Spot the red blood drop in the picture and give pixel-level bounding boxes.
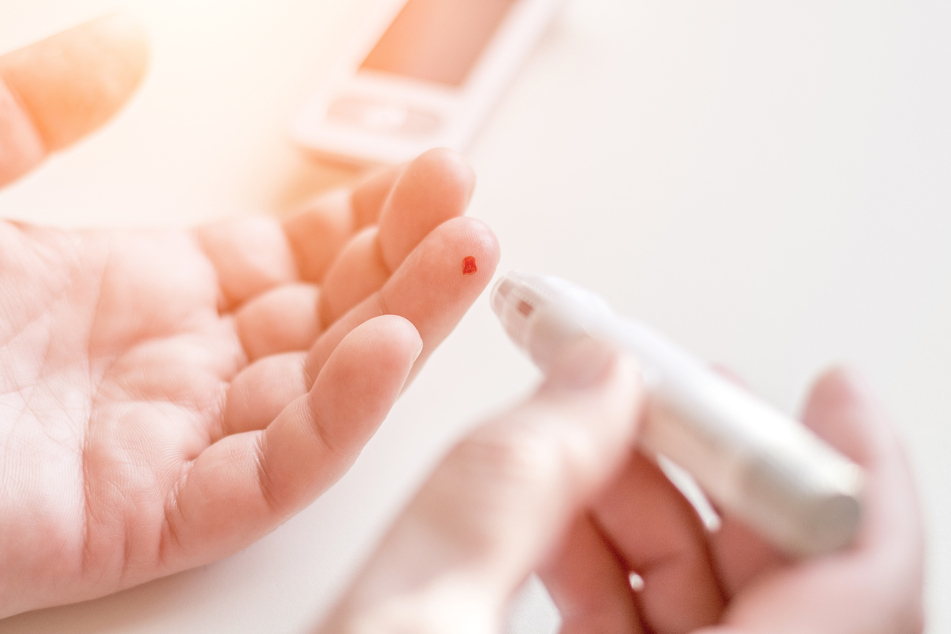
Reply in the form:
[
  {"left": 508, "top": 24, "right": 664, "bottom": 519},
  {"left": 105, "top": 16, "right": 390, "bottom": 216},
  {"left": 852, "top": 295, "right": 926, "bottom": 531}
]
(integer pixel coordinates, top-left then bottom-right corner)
[{"left": 462, "top": 256, "right": 477, "bottom": 275}]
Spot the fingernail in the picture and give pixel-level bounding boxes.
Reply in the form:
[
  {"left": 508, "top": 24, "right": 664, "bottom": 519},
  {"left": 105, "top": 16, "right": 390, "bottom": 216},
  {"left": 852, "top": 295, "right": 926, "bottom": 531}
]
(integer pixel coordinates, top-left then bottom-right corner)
[{"left": 542, "top": 336, "right": 617, "bottom": 391}]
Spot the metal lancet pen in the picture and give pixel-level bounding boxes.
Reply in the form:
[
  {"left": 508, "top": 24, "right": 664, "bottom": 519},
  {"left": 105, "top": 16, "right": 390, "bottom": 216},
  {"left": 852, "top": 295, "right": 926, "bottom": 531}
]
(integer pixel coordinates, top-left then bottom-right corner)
[{"left": 491, "top": 271, "right": 864, "bottom": 557}]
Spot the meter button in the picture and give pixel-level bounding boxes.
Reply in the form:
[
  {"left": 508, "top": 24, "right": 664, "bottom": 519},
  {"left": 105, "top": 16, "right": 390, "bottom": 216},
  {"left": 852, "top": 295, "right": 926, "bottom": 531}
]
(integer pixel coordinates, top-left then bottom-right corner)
[{"left": 328, "top": 97, "right": 440, "bottom": 136}]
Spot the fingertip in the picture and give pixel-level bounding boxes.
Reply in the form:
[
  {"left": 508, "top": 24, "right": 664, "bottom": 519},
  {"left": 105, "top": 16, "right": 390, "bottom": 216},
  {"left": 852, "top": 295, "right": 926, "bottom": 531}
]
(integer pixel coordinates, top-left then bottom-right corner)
[
  {"left": 94, "top": 11, "right": 151, "bottom": 62},
  {"left": 377, "top": 148, "right": 477, "bottom": 270},
  {"left": 83, "top": 11, "right": 152, "bottom": 129},
  {"left": 0, "top": 11, "right": 150, "bottom": 151},
  {"left": 305, "top": 315, "right": 421, "bottom": 458},
  {"left": 807, "top": 365, "right": 869, "bottom": 408},
  {"left": 384, "top": 216, "right": 499, "bottom": 340},
  {"left": 354, "top": 313, "right": 423, "bottom": 364},
  {"left": 389, "top": 215, "right": 500, "bottom": 294},
  {"left": 457, "top": 217, "right": 501, "bottom": 284},
  {"left": 415, "top": 147, "right": 476, "bottom": 196},
  {"left": 459, "top": 216, "right": 500, "bottom": 257},
  {"left": 442, "top": 216, "right": 501, "bottom": 288},
  {"left": 802, "top": 365, "right": 899, "bottom": 467},
  {"left": 318, "top": 314, "right": 422, "bottom": 394}
]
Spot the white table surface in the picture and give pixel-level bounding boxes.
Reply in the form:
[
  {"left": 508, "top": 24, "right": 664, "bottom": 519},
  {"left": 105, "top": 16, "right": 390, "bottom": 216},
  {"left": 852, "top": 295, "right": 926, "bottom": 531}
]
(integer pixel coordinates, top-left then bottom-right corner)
[{"left": 2, "top": 0, "right": 949, "bottom": 632}]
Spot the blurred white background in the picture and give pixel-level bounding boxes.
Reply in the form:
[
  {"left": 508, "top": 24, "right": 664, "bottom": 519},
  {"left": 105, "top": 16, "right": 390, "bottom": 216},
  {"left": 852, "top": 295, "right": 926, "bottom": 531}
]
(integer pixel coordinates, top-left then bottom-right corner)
[{"left": 1, "top": 0, "right": 949, "bottom": 631}]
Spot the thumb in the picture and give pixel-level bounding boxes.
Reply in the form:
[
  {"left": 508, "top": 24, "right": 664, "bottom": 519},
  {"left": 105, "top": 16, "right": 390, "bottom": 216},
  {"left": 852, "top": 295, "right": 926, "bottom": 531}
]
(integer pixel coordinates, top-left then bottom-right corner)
[
  {"left": 0, "top": 12, "right": 149, "bottom": 186},
  {"left": 319, "top": 338, "right": 643, "bottom": 632}
]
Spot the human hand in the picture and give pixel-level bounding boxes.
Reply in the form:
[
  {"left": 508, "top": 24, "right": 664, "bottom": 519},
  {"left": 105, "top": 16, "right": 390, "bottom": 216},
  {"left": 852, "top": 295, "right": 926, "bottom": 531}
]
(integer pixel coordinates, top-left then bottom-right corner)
[
  {"left": 319, "top": 341, "right": 924, "bottom": 633},
  {"left": 0, "top": 15, "right": 499, "bottom": 618}
]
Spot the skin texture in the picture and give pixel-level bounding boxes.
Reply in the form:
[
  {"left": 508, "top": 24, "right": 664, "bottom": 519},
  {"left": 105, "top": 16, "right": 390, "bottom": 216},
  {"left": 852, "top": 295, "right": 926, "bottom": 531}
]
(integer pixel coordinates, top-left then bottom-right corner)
[
  {"left": 320, "top": 345, "right": 925, "bottom": 634},
  {"left": 0, "top": 16, "right": 499, "bottom": 617},
  {"left": 1, "top": 13, "right": 925, "bottom": 633}
]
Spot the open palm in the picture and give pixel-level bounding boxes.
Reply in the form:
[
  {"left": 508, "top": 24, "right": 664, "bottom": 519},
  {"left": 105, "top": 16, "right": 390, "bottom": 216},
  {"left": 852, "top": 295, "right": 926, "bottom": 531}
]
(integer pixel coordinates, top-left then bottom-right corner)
[{"left": 0, "top": 17, "right": 498, "bottom": 618}]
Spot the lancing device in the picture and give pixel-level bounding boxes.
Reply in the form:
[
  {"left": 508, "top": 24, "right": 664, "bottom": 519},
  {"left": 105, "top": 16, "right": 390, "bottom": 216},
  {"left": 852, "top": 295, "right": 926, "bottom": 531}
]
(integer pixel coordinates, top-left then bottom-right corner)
[{"left": 491, "top": 271, "right": 864, "bottom": 557}]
